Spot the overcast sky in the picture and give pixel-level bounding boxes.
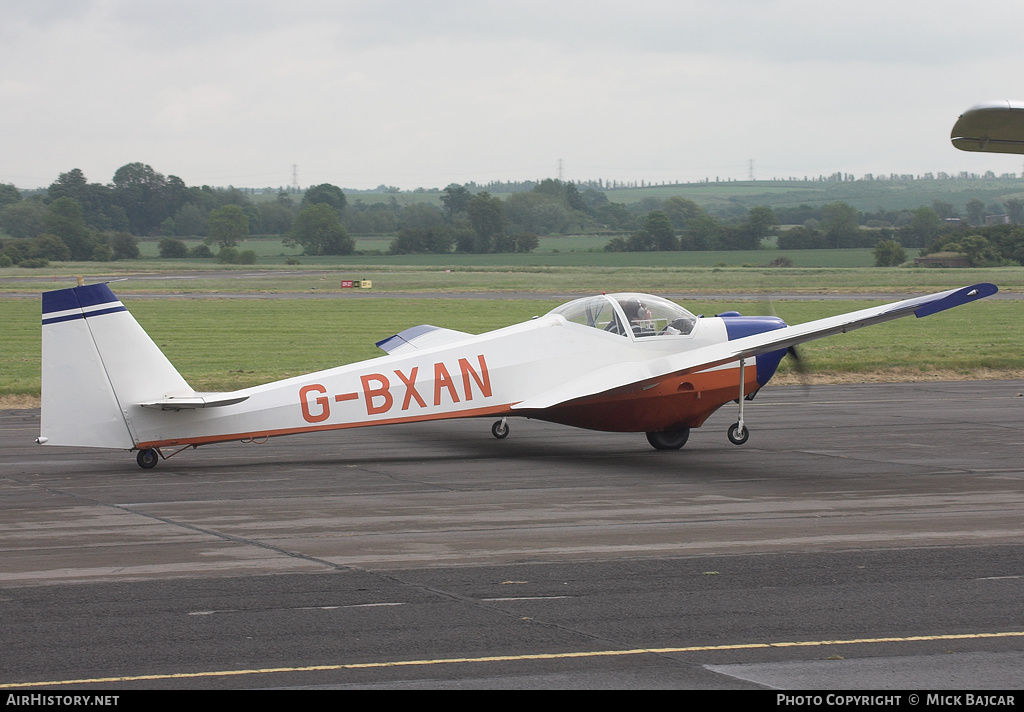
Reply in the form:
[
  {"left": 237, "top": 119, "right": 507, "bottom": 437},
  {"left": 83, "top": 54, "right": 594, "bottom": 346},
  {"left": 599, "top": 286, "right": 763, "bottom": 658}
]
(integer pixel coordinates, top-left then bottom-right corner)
[{"left": 4, "top": 0, "right": 1024, "bottom": 191}]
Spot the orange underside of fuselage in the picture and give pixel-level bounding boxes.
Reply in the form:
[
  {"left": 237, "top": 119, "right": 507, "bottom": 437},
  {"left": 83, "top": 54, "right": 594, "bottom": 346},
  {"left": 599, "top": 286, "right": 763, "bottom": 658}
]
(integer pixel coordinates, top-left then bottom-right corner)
[{"left": 524, "top": 364, "right": 758, "bottom": 433}]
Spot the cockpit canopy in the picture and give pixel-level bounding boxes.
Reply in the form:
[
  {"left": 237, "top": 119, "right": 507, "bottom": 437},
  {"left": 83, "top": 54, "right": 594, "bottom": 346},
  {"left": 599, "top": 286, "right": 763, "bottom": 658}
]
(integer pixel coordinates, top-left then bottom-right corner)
[{"left": 548, "top": 293, "right": 697, "bottom": 338}]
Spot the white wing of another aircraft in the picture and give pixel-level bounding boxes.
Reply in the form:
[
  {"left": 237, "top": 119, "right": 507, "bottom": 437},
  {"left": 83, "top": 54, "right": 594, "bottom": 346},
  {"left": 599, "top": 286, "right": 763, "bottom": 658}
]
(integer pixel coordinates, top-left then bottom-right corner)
[{"left": 951, "top": 100, "right": 1024, "bottom": 154}]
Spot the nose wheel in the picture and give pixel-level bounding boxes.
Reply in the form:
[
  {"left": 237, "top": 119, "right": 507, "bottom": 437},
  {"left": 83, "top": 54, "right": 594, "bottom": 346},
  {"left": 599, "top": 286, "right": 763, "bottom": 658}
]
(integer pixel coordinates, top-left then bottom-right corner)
[
  {"left": 729, "top": 356, "right": 751, "bottom": 446},
  {"left": 727, "top": 422, "right": 749, "bottom": 445},
  {"left": 491, "top": 418, "right": 509, "bottom": 439}
]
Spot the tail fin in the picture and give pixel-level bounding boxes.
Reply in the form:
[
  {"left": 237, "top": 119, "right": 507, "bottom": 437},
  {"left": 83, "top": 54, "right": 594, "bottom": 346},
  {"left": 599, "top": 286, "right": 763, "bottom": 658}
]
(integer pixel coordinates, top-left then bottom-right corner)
[{"left": 40, "top": 284, "right": 193, "bottom": 449}]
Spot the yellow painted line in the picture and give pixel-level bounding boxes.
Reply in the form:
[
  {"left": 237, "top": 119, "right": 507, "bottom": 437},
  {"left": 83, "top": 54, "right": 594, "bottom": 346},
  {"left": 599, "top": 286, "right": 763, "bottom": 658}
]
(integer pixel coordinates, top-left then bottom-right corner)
[{"left": 2, "top": 631, "right": 1022, "bottom": 689}]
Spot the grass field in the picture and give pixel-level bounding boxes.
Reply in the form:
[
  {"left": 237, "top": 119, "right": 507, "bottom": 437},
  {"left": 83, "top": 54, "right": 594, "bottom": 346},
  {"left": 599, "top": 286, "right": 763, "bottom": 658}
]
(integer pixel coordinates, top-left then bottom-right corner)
[
  {"left": 3, "top": 260, "right": 1023, "bottom": 297},
  {"left": 2, "top": 293, "right": 1021, "bottom": 405},
  {"left": 133, "top": 235, "right": 884, "bottom": 265}
]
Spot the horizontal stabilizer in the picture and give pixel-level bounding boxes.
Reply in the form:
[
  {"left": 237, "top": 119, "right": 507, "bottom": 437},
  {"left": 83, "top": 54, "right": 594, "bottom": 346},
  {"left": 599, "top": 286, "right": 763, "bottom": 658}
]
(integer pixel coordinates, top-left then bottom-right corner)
[
  {"left": 139, "top": 393, "right": 250, "bottom": 411},
  {"left": 376, "top": 324, "right": 473, "bottom": 355}
]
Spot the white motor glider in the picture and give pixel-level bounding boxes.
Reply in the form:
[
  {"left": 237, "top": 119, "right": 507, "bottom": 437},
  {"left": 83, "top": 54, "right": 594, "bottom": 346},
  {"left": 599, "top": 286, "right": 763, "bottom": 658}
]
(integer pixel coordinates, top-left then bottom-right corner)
[{"left": 38, "top": 282, "right": 997, "bottom": 468}]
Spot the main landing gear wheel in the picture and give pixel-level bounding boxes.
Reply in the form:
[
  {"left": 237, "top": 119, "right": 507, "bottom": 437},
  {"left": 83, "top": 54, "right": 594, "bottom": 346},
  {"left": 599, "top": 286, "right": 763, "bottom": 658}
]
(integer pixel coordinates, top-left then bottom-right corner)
[
  {"left": 727, "top": 423, "right": 749, "bottom": 445},
  {"left": 136, "top": 448, "right": 159, "bottom": 469},
  {"left": 491, "top": 418, "right": 509, "bottom": 439},
  {"left": 645, "top": 428, "right": 690, "bottom": 450}
]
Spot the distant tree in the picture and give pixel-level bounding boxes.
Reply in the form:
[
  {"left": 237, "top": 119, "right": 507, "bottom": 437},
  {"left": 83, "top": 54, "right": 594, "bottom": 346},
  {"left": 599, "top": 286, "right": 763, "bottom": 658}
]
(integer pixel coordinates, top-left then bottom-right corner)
[
  {"left": 966, "top": 198, "right": 985, "bottom": 226},
  {"left": 110, "top": 232, "right": 140, "bottom": 260},
  {"left": 530, "top": 179, "right": 587, "bottom": 214},
  {"left": 0, "top": 183, "right": 21, "bottom": 210},
  {"left": 642, "top": 211, "right": 678, "bottom": 251},
  {"left": 898, "top": 206, "right": 942, "bottom": 247},
  {"left": 257, "top": 200, "right": 295, "bottom": 235},
  {"left": 0, "top": 199, "right": 47, "bottom": 238},
  {"left": 111, "top": 162, "right": 169, "bottom": 234},
  {"left": 564, "top": 183, "right": 587, "bottom": 212},
  {"left": 582, "top": 188, "right": 608, "bottom": 212},
  {"left": 48, "top": 169, "right": 128, "bottom": 233},
  {"left": 931, "top": 200, "right": 957, "bottom": 220},
  {"left": 513, "top": 231, "right": 539, "bottom": 252},
  {"left": 493, "top": 231, "right": 539, "bottom": 253},
  {"left": 91, "top": 234, "right": 113, "bottom": 262},
  {"left": 1, "top": 240, "right": 26, "bottom": 264},
  {"left": 47, "top": 169, "right": 88, "bottom": 203},
  {"left": 746, "top": 206, "right": 779, "bottom": 241},
  {"left": 207, "top": 204, "right": 249, "bottom": 247},
  {"left": 28, "top": 234, "right": 71, "bottom": 261},
  {"left": 441, "top": 184, "right": 472, "bottom": 221},
  {"left": 45, "top": 197, "right": 94, "bottom": 260},
  {"left": 595, "top": 202, "right": 638, "bottom": 231},
  {"left": 662, "top": 196, "right": 701, "bottom": 229},
  {"left": 301, "top": 183, "right": 346, "bottom": 214},
  {"left": 604, "top": 236, "right": 628, "bottom": 252},
  {"left": 399, "top": 202, "right": 445, "bottom": 231},
  {"left": 165, "top": 175, "right": 190, "bottom": 219},
  {"left": 158, "top": 237, "right": 189, "bottom": 258},
  {"left": 287, "top": 203, "right": 353, "bottom": 255},
  {"left": 958, "top": 234, "right": 1000, "bottom": 266},
  {"left": 217, "top": 247, "right": 257, "bottom": 264},
  {"left": 504, "top": 192, "right": 572, "bottom": 235},
  {"left": 1004, "top": 198, "right": 1024, "bottom": 225},
  {"left": 819, "top": 202, "right": 860, "bottom": 248},
  {"left": 173, "top": 203, "right": 207, "bottom": 236},
  {"left": 341, "top": 199, "right": 402, "bottom": 234},
  {"left": 681, "top": 213, "right": 723, "bottom": 250},
  {"left": 777, "top": 226, "right": 826, "bottom": 250},
  {"left": 624, "top": 230, "right": 655, "bottom": 252},
  {"left": 389, "top": 226, "right": 454, "bottom": 254},
  {"left": 775, "top": 204, "right": 821, "bottom": 225},
  {"left": 465, "top": 192, "right": 506, "bottom": 253},
  {"left": 873, "top": 239, "right": 906, "bottom": 266}
]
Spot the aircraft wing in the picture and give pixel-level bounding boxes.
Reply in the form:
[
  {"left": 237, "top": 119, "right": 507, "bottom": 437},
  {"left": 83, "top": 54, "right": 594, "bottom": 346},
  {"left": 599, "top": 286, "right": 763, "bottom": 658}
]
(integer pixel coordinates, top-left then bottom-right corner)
[
  {"left": 376, "top": 324, "right": 475, "bottom": 355},
  {"left": 512, "top": 283, "right": 998, "bottom": 411},
  {"left": 951, "top": 100, "right": 1024, "bottom": 154}
]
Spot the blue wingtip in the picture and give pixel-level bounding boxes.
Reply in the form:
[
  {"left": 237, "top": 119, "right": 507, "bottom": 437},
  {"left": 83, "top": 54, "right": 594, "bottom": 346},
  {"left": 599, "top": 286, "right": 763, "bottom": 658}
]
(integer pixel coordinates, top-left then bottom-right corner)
[{"left": 914, "top": 283, "right": 998, "bottom": 318}]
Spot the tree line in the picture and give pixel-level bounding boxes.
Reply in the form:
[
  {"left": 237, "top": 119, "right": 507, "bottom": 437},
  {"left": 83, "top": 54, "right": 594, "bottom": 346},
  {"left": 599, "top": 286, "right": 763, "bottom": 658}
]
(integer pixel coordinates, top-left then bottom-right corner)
[
  {"left": 602, "top": 197, "right": 1024, "bottom": 267},
  {"left": 3, "top": 164, "right": 1024, "bottom": 266},
  {"left": 0, "top": 165, "right": 356, "bottom": 266}
]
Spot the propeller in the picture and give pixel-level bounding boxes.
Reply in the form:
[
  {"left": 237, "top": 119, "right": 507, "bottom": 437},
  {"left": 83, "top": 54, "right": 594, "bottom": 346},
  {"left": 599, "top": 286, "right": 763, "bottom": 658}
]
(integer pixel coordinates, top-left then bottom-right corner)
[
  {"left": 765, "top": 294, "right": 812, "bottom": 389},
  {"left": 787, "top": 345, "right": 807, "bottom": 373},
  {"left": 784, "top": 344, "right": 812, "bottom": 392}
]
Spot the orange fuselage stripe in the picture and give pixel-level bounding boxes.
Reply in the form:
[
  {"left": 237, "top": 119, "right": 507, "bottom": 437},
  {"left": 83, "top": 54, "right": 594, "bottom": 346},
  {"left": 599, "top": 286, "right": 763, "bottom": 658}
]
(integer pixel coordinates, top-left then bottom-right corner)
[{"left": 135, "top": 403, "right": 517, "bottom": 449}]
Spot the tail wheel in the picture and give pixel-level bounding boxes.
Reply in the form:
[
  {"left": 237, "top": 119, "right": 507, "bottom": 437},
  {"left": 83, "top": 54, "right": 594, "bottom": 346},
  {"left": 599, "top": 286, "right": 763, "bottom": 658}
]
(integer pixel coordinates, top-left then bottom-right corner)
[
  {"left": 646, "top": 428, "right": 690, "bottom": 450},
  {"left": 136, "top": 448, "right": 159, "bottom": 469}
]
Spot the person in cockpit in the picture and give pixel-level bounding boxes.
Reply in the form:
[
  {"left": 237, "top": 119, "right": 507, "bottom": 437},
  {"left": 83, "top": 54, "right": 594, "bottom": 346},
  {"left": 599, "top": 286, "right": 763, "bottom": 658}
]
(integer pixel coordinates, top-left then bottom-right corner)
[{"left": 618, "top": 297, "right": 654, "bottom": 335}]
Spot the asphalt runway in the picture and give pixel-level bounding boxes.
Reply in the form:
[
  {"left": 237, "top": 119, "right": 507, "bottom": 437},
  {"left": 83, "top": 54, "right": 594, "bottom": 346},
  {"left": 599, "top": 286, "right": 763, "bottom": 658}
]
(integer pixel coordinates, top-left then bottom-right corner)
[{"left": 1, "top": 381, "right": 1023, "bottom": 690}]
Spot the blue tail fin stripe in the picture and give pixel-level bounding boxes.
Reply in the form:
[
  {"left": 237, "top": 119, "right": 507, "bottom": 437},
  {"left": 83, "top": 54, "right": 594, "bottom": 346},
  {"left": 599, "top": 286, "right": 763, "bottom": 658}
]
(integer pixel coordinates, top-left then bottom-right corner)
[{"left": 42, "top": 284, "right": 126, "bottom": 324}]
